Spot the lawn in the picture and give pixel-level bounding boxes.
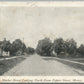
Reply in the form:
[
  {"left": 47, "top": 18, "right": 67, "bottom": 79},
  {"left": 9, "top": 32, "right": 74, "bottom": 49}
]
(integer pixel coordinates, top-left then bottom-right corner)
[
  {"left": 70, "top": 59, "right": 84, "bottom": 63},
  {"left": 56, "top": 58, "right": 84, "bottom": 73},
  {"left": 0, "top": 56, "right": 26, "bottom": 75}
]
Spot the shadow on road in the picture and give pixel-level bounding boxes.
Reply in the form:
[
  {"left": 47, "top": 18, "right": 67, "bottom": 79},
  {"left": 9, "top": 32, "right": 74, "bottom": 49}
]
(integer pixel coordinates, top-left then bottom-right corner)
[{"left": 0, "top": 57, "right": 26, "bottom": 75}]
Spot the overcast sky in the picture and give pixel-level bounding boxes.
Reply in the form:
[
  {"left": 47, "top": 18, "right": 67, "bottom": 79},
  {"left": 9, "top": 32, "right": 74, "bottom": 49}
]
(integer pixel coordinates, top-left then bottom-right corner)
[{"left": 0, "top": 7, "right": 84, "bottom": 48}]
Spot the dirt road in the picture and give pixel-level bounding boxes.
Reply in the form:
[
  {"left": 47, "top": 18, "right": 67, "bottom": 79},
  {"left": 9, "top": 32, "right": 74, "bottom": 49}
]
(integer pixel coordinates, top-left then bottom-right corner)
[{"left": 3, "top": 54, "right": 84, "bottom": 76}]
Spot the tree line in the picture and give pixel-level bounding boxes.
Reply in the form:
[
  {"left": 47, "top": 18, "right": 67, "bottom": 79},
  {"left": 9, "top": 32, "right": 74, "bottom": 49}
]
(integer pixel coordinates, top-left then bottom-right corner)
[
  {"left": 36, "top": 37, "right": 84, "bottom": 58},
  {"left": 0, "top": 38, "right": 35, "bottom": 56},
  {"left": 0, "top": 37, "right": 84, "bottom": 58}
]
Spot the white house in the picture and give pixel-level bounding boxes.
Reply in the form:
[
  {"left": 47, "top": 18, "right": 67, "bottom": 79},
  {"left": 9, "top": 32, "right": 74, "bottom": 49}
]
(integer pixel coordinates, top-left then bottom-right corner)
[
  {"left": 0, "top": 48, "right": 10, "bottom": 56},
  {"left": 2, "top": 51, "right": 10, "bottom": 56}
]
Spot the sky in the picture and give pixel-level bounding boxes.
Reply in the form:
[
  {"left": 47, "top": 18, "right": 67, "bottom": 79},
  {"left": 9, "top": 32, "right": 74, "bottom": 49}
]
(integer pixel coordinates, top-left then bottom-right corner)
[{"left": 0, "top": 6, "right": 84, "bottom": 48}]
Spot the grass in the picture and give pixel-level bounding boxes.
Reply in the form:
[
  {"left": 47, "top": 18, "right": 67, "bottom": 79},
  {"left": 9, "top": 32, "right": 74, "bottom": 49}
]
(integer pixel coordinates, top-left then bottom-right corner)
[
  {"left": 0, "top": 56, "right": 11, "bottom": 59},
  {"left": 68, "top": 57, "right": 84, "bottom": 63},
  {"left": 55, "top": 55, "right": 84, "bottom": 72},
  {"left": 42, "top": 56, "right": 84, "bottom": 72},
  {"left": 70, "top": 59, "right": 84, "bottom": 63},
  {"left": 55, "top": 54, "right": 84, "bottom": 63},
  {"left": 0, "top": 56, "right": 26, "bottom": 75},
  {"left": 56, "top": 58, "right": 84, "bottom": 72}
]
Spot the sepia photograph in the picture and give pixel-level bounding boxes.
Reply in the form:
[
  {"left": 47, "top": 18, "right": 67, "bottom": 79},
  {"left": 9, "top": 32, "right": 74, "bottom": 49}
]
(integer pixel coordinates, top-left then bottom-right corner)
[{"left": 0, "top": 1, "right": 84, "bottom": 78}]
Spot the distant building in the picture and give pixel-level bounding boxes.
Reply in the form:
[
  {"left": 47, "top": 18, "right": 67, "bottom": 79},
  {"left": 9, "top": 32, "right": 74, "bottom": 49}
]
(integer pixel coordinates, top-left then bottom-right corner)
[
  {"left": 51, "top": 50, "right": 57, "bottom": 56},
  {"left": 2, "top": 51, "right": 10, "bottom": 56},
  {"left": 0, "top": 48, "right": 10, "bottom": 56}
]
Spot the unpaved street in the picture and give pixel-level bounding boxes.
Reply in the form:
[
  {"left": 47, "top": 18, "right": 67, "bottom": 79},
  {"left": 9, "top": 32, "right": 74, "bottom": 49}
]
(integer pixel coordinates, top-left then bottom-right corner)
[{"left": 3, "top": 54, "right": 84, "bottom": 76}]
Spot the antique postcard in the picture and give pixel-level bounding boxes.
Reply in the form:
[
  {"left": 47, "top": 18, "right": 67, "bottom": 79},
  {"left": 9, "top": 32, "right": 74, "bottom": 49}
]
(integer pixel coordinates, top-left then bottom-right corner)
[{"left": 0, "top": 1, "right": 84, "bottom": 83}]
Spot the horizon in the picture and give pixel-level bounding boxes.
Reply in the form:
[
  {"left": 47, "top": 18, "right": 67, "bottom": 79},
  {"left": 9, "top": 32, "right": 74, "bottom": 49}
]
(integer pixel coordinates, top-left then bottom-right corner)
[{"left": 0, "top": 7, "right": 84, "bottom": 48}]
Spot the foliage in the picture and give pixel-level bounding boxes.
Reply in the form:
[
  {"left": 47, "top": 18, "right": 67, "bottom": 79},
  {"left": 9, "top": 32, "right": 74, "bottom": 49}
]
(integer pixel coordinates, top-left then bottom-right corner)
[
  {"left": 53, "top": 38, "right": 65, "bottom": 55},
  {"left": 77, "top": 44, "right": 84, "bottom": 56},
  {"left": 0, "top": 40, "right": 12, "bottom": 54},
  {"left": 64, "top": 39, "right": 77, "bottom": 55},
  {"left": 0, "top": 37, "right": 84, "bottom": 58},
  {"left": 36, "top": 38, "right": 53, "bottom": 56},
  {"left": 11, "top": 39, "right": 26, "bottom": 55},
  {"left": 3, "top": 41, "right": 12, "bottom": 52},
  {"left": 26, "top": 47, "right": 35, "bottom": 54},
  {"left": 0, "top": 39, "right": 26, "bottom": 56},
  {"left": 53, "top": 38, "right": 77, "bottom": 57}
]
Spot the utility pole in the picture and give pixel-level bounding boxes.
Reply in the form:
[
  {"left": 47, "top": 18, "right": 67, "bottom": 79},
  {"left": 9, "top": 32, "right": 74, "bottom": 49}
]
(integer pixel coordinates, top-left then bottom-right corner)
[
  {"left": 23, "top": 38, "right": 24, "bottom": 44},
  {"left": 22, "top": 37, "right": 24, "bottom": 54}
]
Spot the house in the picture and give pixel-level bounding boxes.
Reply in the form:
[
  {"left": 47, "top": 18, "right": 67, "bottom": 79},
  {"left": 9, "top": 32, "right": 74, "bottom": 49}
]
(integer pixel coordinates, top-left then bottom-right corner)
[
  {"left": 0, "top": 48, "right": 10, "bottom": 56},
  {"left": 2, "top": 51, "right": 10, "bottom": 56},
  {"left": 51, "top": 50, "right": 57, "bottom": 56}
]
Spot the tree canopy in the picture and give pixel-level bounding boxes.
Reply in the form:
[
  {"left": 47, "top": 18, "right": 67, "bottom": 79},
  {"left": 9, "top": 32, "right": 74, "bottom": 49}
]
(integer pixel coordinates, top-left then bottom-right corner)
[{"left": 36, "top": 38, "right": 53, "bottom": 56}]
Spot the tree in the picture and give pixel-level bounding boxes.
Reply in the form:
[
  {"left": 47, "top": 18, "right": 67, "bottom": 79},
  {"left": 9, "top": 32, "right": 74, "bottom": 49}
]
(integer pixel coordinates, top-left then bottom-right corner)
[
  {"left": 53, "top": 38, "right": 77, "bottom": 58},
  {"left": 77, "top": 44, "right": 84, "bottom": 56},
  {"left": 11, "top": 39, "right": 26, "bottom": 55},
  {"left": 26, "top": 47, "right": 35, "bottom": 54},
  {"left": 0, "top": 41, "right": 3, "bottom": 56},
  {"left": 22, "top": 43, "right": 26, "bottom": 53},
  {"left": 0, "top": 38, "right": 12, "bottom": 56},
  {"left": 3, "top": 41, "right": 11, "bottom": 52},
  {"left": 36, "top": 38, "right": 52, "bottom": 56},
  {"left": 12, "top": 39, "right": 22, "bottom": 51},
  {"left": 64, "top": 39, "right": 77, "bottom": 55},
  {"left": 53, "top": 38, "right": 65, "bottom": 55}
]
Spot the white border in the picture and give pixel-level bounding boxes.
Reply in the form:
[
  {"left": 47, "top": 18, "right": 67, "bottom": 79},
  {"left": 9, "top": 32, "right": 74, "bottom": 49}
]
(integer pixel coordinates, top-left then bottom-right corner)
[
  {"left": 0, "top": 1, "right": 84, "bottom": 83},
  {"left": 0, "top": 1, "right": 84, "bottom": 7},
  {"left": 0, "top": 76, "right": 84, "bottom": 83}
]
